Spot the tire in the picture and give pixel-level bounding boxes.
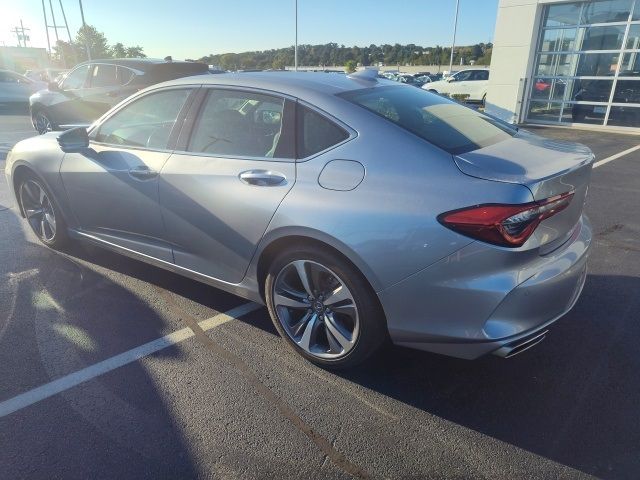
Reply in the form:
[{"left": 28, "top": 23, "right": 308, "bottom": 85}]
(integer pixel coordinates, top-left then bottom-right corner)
[
  {"left": 18, "top": 174, "right": 69, "bottom": 248},
  {"left": 265, "top": 245, "right": 387, "bottom": 369},
  {"left": 428, "top": 89, "right": 438, "bottom": 94},
  {"left": 32, "top": 109, "right": 55, "bottom": 135}
]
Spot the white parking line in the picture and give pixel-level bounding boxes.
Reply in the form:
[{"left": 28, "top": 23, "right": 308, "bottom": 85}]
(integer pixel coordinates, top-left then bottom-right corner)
[
  {"left": 0, "top": 302, "right": 261, "bottom": 418},
  {"left": 593, "top": 144, "right": 640, "bottom": 169}
]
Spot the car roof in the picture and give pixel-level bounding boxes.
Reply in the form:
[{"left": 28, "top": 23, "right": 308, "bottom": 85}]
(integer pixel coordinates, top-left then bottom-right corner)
[
  {"left": 75, "top": 58, "right": 196, "bottom": 70},
  {"left": 160, "top": 71, "right": 394, "bottom": 97}
]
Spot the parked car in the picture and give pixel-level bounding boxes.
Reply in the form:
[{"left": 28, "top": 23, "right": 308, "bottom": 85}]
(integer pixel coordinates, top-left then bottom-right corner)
[
  {"left": 24, "top": 68, "right": 68, "bottom": 83},
  {"left": 423, "top": 68, "right": 490, "bottom": 104},
  {"left": 5, "top": 71, "right": 593, "bottom": 368},
  {"left": 0, "top": 69, "right": 47, "bottom": 106},
  {"left": 29, "top": 58, "right": 209, "bottom": 134}
]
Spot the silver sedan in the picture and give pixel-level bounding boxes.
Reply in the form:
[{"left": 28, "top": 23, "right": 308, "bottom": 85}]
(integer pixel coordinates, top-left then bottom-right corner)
[{"left": 4, "top": 71, "right": 592, "bottom": 368}]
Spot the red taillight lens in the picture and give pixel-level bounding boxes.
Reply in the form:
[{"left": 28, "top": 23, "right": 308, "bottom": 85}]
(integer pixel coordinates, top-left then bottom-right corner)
[{"left": 438, "top": 191, "right": 575, "bottom": 247}]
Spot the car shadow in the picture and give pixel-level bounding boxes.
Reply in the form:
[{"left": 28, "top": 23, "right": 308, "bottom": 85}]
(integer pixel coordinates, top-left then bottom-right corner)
[
  {"left": 0, "top": 208, "right": 202, "bottom": 479},
  {"left": 334, "top": 273, "right": 640, "bottom": 479}
]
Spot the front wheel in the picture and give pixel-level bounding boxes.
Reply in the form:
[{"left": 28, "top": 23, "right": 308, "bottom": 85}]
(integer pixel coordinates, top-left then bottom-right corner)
[
  {"left": 33, "top": 110, "right": 54, "bottom": 135},
  {"left": 265, "top": 246, "right": 387, "bottom": 369},
  {"left": 18, "top": 175, "right": 68, "bottom": 248}
]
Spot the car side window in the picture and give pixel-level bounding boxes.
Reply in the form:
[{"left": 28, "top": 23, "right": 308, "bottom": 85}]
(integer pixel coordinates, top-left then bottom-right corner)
[
  {"left": 474, "top": 70, "right": 489, "bottom": 81},
  {"left": 455, "top": 71, "right": 474, "bottom": 82},
  {"left": 90, "top": 64, "right": 118, "bottom": 88},
  {"left": 297, "top": 105, "right": 349, "bottom": 158},
  {"left": 61, "top": 65, "right": 90, "bottom": 90},
  {"left": 94, "top": 88, "right": 192, "bottom": 150},
  {"left": 117, "top": 67, "right": 135, "bottom": 85},
  {"left": 188, "top": 89, "right": 292, "bottom": 158}
]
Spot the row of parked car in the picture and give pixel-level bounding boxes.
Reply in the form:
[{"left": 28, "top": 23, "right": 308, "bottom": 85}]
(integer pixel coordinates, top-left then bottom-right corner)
[{"left": 381, "top": 69, "right": 490, "bottom": 104}]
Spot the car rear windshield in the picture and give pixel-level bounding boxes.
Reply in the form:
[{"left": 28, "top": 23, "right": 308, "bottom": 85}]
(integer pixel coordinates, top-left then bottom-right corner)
[{"left": 339, "top": 85, "right": 516, "bottom": 155}]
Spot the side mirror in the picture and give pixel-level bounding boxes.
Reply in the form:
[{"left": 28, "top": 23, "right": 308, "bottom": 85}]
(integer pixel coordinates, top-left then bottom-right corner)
[
  {"left": 48, "top": 81, "right": 60, "bottom": 91},
  {"left": 57, "top": 127, "right": 89, "bottom": 153},
  {"left": 447, "top": 77, "right": 456, "bottom": 82}
]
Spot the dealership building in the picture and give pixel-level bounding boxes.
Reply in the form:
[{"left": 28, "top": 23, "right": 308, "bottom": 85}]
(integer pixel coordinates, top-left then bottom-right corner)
[{"left": 486, "top": 0, "right": 640, "bottom": 131}]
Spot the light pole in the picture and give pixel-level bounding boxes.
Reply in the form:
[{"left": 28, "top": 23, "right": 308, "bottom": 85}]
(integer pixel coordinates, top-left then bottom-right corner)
[
  {"left": 449, "top": 0, "right": 459, "bottom": 74},
  {"left": 78, "top": 0, "right": 91, "bottom": 60},
  {"left": 294, "top": 0, "right": 298, "bottom": 71}
]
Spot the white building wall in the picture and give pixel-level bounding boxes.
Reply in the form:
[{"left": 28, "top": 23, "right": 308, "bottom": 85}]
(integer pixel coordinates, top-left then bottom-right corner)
[{"left": 486, "top": 0, "right": 564, "bottom": 123}]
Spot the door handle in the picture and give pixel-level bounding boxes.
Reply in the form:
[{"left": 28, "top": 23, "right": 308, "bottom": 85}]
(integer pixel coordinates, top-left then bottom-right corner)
[
  {"left": 239, "top": 170, "right": 286, "bottom": 186},
  {"left": 128, "top": 166, "right": 158, "bottom": 180}
]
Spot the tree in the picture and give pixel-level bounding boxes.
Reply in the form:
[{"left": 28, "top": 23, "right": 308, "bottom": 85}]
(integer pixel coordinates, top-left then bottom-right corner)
[
  {"left": 76, "top": 25, "right": 111, "bottom": 60},
  {"left": 110, "top": 42, "right": 127, "bottom": 58},
  {"left": 125, "top": 46, "right": 146, "bottom": 58},
  {"left": 345, "top": 60, "right": 357, "bottom": 73},
  {"left": 51, "top": 40, "right": 77, "bottom": 67}
]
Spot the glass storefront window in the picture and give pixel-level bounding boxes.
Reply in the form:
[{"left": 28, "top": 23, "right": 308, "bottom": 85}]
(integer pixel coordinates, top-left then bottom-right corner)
[
  {"left": 581, "top": 0, "right": 633, "bottom": 24},
  {"left": 576, "top": 52, "right": 620, "bottom": 75},
  {"left": 561, "top": 103, "right": 607, "bottom": 124},
  {"left": 572, "top": 79, "right": 615, "bottom": 101},
  {"left": 613, "top": 80, "right": 640, "bottom": 102},
  {"left": 607, "top": 106, "right": 640, "bottom": 126},
  {"left": 578, "top": 25, "right": 627, "bottom": 50},
  {"left": 545, "top": 3, "right": 582, "bottom": 27},
  {"left": 530, "top": 1, "right": 640, "bottom": 128},
  {"left": 536, "top": 54, "right": 579, "bottom": 76},
  {"left": 532, "top": 78, "right": 571, "bottom": 101},
  {"left": 620, "top": 52, "right": 640, "bottom": 74},
  {"left": 541, "top": 28, "right": 577, "bottom": 51},
  {"left": 528, "top": 101, "right": 563, "bottom": 121},
  {"left": 626, "top": 25, "right": 640, "bottom": 49}
]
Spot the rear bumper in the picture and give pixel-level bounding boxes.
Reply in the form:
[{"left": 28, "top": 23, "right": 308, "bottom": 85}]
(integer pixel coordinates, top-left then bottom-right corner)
[{"left": 379, "top": 215, "right": 592, "bottom": 359}]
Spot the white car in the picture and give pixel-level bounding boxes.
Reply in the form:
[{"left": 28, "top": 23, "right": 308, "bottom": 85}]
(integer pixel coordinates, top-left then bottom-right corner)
[
  {"left": 0, "top": 70, "right": 47, "bottom": 105},
  {"left": 422, "top": 69, "right": 489, "bottom": 103}
]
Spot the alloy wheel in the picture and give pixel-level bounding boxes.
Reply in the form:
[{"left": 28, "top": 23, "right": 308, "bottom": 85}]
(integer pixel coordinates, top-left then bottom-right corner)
[
  {"left": 20, "top": 180, "right": 57, "bottom": 242},
  {"left": 273, "top": 260, "right": 360, "bottom": 359},
  {"left": 34, "top": 112, "right": 52, "bottom": 134}
]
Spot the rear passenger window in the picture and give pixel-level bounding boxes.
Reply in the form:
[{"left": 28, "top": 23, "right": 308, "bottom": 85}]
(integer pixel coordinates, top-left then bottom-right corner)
[
  {"left": 297, "top": 105, "right": 349, "bottom": 158},
  {"left": 188, "top": 90, "right": 293, "bottom": 158},
  {"left": 90, "top": 64, "right": 118, "bottom": 88}
]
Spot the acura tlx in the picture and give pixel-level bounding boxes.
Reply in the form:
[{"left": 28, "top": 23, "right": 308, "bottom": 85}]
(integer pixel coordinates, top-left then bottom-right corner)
[{"left": 4, "top": 70, "right": 592, "bottom": 368}]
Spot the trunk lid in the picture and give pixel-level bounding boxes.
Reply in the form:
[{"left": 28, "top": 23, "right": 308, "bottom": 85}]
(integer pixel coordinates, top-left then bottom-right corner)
[{"left": 454, "top": 131, "right": 594, "bottom": 249}]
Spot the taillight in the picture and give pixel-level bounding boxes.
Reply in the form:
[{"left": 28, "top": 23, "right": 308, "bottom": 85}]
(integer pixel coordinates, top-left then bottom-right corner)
[{"left": 438, "top": 191, "right": 575, "bottom": 247}]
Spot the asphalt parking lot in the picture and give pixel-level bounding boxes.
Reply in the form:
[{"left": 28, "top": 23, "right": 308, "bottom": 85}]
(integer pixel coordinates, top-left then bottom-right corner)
[{"left": 1, "top": 112, "right": 639, "bottom": 479}]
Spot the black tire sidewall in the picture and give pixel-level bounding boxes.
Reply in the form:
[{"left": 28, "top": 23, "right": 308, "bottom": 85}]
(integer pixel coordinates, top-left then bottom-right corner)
[{"left": 265, "top": 245, "right": 387, "bottom": 369}]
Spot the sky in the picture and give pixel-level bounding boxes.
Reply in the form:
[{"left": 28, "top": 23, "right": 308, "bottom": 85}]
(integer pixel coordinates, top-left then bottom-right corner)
[{"left": 1, "top": 0, "right": 499, "bottom": 60}]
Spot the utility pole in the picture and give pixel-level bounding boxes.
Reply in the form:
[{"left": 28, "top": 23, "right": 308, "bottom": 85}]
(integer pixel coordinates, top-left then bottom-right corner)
[
  {"left": 41, "top": 0, "right": 52, "bottom": 54},
  {"left": 11, "top": 21, "right": 30, "bottom": 47},
  {"left": 48, "top": 0, "right": 59, "bottom": 42},
  {"left": 449, "top": 0, "right": 459, "bottom": 74},
  {"left": 79, "top": 0, "right": 91, "bottom": 60},
  {"left": 294, "top": 0, "right": 298, "bottom": 71},
  {"left": 58, "top": 0, "right": 72, "bottom": 43}
]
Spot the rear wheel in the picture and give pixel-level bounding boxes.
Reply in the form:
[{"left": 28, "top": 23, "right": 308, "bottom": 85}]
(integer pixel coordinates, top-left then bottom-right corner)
[
  {"left": 18, "top": 175, "right": 68, "bottom": 248},
  {"left": 33, "top": 110, "right": 54, "bottom": 135},
  {"left": 265, "top": 246, "right": 387, "bottom": 369}
]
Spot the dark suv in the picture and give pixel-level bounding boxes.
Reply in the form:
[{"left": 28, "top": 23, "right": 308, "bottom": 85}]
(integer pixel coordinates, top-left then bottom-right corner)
[{"left": 29, "top": 58, "right": 209, "bottom": 134}]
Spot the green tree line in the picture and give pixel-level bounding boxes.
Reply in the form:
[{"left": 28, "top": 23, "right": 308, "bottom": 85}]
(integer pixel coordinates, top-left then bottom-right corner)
[
  {"left": 52, "top": 25, "right": 146, "bottom": 66},
  {"left": 196, "top": 42, "right": 492, "bottom": 70}
]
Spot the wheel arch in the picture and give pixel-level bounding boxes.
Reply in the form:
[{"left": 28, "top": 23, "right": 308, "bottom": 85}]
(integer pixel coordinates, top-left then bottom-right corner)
[{"left": 254, "top": 228, "right": 384, "bottom": 302}]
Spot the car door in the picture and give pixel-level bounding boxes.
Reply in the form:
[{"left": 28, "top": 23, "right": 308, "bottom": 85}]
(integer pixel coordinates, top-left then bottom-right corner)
[
  {"left": 59, "top": 87, "right": 195, "bottom": 261},
  {"left": 448, "top": 70, "right": 474, "bottom": 98},
  {"left": 158, "top": 87, "right": 297, "bottom": 283},
  {"left": 468, "top": 70, "right": 489, "bottom": 100},
  {"left": 48, "top": 64, "right": 92, "bottom": 124}
]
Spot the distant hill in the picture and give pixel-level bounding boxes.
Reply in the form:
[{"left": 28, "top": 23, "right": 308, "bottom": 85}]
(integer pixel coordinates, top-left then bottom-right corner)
[{"left": 194, "top": 42, "right": 492, "bottom": 70}]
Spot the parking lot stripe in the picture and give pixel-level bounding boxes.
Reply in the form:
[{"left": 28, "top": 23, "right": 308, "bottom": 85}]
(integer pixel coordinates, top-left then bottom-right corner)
[
  {"left": 593, "top": 144, "right": 640, "bottom": 169},
  {"left": 0, "top": 302, "right": 260, "bottom": 418}
]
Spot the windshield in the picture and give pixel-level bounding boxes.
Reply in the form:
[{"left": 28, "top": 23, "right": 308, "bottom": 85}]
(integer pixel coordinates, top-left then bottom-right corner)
[{"left": 339, "top": 85, "right": 516, "bottom": 155}]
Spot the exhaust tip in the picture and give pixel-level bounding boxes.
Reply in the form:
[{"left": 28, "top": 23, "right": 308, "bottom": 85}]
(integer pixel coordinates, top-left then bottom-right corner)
[{"left": 493, "top": 330, "right": 548, "bottom": 358}]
